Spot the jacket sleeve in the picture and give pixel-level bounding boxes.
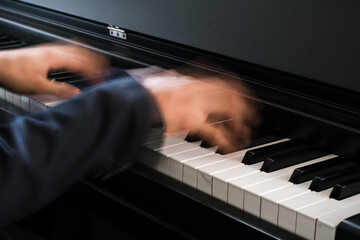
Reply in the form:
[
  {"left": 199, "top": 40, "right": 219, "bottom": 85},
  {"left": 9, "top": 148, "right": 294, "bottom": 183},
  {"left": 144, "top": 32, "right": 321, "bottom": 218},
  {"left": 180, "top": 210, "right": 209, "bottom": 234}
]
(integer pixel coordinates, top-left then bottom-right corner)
[{"left": 0, "top": 75, "right": 153, "bottom": 228}]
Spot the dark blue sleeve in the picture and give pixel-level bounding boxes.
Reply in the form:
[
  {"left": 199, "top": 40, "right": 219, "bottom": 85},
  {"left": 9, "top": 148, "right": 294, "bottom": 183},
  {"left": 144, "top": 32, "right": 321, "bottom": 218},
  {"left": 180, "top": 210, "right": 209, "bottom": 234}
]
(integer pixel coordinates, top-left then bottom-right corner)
[{"left": 0, "top": 75, "right": 152, "bottom": 229}]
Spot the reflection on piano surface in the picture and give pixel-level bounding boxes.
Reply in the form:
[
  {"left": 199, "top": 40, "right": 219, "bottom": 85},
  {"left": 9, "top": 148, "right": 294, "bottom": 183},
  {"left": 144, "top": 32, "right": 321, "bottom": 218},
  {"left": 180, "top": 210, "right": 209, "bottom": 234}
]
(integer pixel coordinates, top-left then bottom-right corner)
[{"left": 0, "top": 0, "right": 360, "bottom": 239}]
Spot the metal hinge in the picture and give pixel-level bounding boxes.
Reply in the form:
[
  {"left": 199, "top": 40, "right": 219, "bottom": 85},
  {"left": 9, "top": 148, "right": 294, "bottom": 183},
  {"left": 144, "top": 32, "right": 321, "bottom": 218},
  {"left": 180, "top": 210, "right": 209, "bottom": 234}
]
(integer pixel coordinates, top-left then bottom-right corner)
[{"left": 107, "top": 25, "right": 127, "bottom": 40}]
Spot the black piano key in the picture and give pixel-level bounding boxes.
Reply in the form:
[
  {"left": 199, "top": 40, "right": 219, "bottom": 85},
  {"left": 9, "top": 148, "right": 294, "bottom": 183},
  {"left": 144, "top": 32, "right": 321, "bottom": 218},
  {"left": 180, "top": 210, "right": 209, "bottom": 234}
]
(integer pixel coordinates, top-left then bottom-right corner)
[
  {"left": 214, "top": 127, "right": 282, "bottom": 154},
  {"left": 247, "top": 134, "right": 282, "bottom": 148},
  {"left": 0, "top": 42, "right": 27, "bottom": 50},
  {"left": 186, "top": 126, "right": 282, "bottom": 153},
  {"left": 261, "top": 147, "right": 327, "bottom": 172},
  {"left": 0, "top": 35, "right": 10, "bottom": 41},
  {"left": 215, "top": 134, "right": 282, "bottom": 155},
  {"left": 66, "top": 80, "right": 91, "bottom": 90},
  {"left": 0, "top": 32, "right": 26, "bottom": 49},
  {"left": 48, "top": 71, "right": 74, "bottom": 79},
  {"left": 200, "top": 140, "right": 214, "bottom": 148},
  {"left": 242, "top": 138, "right": 306, "bottom": 165},
  {"left": 185, "top": 134, "right": 202, "bottom": 143},
  {"left": 48, "top": 71, "right": 90, "bottom": 89},
  {"left": 248, "top": 127, "right": 282, "bottom": 144},
  {"left": 336, "top": 213, "right": 360, "bottom": 240},
  {"left": 0, "top": 39, "right": 23, "bottom": 46},
  {"left": 54, "top": 75, "right": 82, "bottom": 82},
  {"left": 309, "top": 165, "right": 360, "bottom": 192},
  {"left": 289, "top": 155, "right": 357, "bottom": 184},
  {"left": 330, "top": 176, "right": 360, "bottom": 200}
]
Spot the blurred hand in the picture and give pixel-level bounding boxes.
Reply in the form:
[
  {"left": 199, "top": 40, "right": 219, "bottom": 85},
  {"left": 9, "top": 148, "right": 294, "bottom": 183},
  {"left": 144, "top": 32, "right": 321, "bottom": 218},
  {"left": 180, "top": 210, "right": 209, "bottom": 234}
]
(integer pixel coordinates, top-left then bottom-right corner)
[
  {"left": 0, "top": 42, "right": 109, "bottom": 98},
  {"left": 135, "top": 65, "right": 261, "bottom": 154}
]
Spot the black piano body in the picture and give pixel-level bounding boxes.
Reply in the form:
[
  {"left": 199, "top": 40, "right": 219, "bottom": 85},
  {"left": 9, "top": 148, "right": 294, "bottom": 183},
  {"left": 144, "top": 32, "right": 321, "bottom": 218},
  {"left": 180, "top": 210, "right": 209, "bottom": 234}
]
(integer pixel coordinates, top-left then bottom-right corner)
[{"left": 0, "top": 0, "right": 359, "bottom": 239}]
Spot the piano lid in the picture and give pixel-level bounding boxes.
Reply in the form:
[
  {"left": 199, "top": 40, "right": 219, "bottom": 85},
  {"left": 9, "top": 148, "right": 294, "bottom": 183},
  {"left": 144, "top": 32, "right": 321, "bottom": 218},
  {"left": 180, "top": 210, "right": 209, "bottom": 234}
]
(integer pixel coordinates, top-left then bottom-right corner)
[{"left": 18, "top": 0, "right": 360, "bottom": 94}]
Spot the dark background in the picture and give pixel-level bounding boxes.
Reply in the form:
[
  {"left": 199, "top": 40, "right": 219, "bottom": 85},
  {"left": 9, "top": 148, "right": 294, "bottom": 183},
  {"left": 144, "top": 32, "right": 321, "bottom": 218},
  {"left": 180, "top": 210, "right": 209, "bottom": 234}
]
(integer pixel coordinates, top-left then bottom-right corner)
[{"left": 20, "top": 0, "right": 360, "bottom": 92}]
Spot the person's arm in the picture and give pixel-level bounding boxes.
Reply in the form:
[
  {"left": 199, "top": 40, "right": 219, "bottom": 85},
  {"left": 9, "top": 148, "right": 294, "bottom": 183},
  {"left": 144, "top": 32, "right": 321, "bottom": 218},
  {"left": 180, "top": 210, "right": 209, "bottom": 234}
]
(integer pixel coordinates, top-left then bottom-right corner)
[
  {"left": 0, "top": 75, "right": 152, "bottom": 229},
  {"left": 0, "top": 42, "right": 260, "bottom": 229}
]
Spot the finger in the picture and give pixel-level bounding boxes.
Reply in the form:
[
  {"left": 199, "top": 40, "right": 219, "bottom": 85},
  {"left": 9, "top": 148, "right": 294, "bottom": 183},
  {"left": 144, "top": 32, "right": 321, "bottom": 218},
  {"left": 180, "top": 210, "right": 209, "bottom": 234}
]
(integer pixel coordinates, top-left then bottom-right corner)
[
  {"left": 196, "top": 92, "right": 250, "bottom": 129},
  {"left": 193, "top": 124, "right": 237, "bottom": 154},
  {"left": 208, "top": 90, "right": 260, "bottom": 129},
  {"left": 37, "top": 79, "right": 81, "bottom": 99},
  {"left": 208, "top": 117, "right": 252, "bottom": 146}
]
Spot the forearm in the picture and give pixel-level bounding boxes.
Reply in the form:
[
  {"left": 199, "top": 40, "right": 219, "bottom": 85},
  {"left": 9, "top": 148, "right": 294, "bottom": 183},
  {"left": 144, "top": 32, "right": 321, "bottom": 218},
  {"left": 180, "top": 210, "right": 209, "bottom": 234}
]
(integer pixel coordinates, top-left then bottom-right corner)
[{"left": 0, "top": 75, "right": 152, "bottom": 228}]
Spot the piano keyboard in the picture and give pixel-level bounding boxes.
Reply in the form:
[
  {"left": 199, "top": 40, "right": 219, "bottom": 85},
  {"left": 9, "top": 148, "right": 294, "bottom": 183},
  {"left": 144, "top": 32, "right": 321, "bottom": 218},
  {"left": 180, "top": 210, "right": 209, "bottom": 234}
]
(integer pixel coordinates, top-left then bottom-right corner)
[
  {"left": 1, "top": 68, "right": 359, "bottom": 240},
  {"left": 137, "top": 130, "right": 360, "bottom": 240},
  {"left": 0, "top": 33, "right": 27, "bottom": 49},
  {"left": 0, "top": 77, "right": 76, "bottom": 113},
  {"left": 0, "top": 31, "right": 68, "bottom": 112},
  {"left": 0, "top": 28, "right": 359, "bottom": 240}
]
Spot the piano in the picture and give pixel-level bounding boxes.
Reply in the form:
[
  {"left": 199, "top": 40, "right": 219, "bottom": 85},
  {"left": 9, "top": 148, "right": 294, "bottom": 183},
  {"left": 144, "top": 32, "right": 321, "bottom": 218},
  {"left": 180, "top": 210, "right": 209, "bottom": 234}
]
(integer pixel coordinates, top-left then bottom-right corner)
[{"left": 0, "top": 0, "right": 359, "bottom": 239}]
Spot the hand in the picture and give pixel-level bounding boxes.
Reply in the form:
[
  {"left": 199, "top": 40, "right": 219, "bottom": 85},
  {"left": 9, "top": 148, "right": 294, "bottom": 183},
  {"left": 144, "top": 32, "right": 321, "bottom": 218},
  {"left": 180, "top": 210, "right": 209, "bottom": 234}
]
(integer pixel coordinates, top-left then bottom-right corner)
[
  {"left": 0, "top": 42, "right": 109, "bottom": 98},
  {"left": 135, "top": 65, "right": 261, "bottom": 154}
]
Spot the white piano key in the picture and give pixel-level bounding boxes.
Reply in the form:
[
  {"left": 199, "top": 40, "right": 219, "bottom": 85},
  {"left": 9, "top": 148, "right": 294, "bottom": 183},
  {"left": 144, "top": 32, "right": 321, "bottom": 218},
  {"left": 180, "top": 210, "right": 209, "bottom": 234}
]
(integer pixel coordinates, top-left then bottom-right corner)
[
  {"left": 196, "top": 150, "right": 251, "bottom": 189},
  {"left": 44, "top": 99, "right": 65, "bottom": 107},
  {"left": 156, "top": 155, "right": 171, "bottom": 175},
  {"left": 169, "top": 147, "right": 215, "bottom": 181},
  {"left": 212, "top": 163, "right": 263, "bottom": 202},
  {"left": 196, "top": 138, "right": 290, "bottom": 195},
  {"left": 278, "top": 189, "right": 332, "bottom": 233},
  {"left": 158, "top": 141, "right": 201, "bottom": 157},
  {"left": 144, "top": 134, "right": 187, "bottom": 150},
  {"left": 5, "top": 90, "right": 13, "bottom": 105},
  {"left": 138, "top": 128, "right": 177, "bottom": 168},
  {"left": 141, "top": 132, "right": 188, "bottom": 169},
  {"left": 181, "top": 151, "right": 227, "bottom": 187},
  {"left": 156, "top": 141, "right": 201, "bottom": 175},
  {"left": 315, "top": 201, "right": 360, "bottom": 240},
  {"left": 0, "top": 87, "right": 5, "bottom": 100},
  {"left": 20, "top": 95, "right": 29, "bottom": 111},
  {"left": 13, "top": 93, "right": 21, "bottom": 107},
  {"left": 29, "top": 93, "right": 64, "bottom": 108},
  {"left": 296, "top": 193, "right": 360, "bottom": 240},
  {"left": 228, "top": 171, "right": 273, "bottom": 209},
  {"left": 30, "top": 93, "right": 54, "bottom": 102},
  {"left": 244, "top": 178, "right": 293, "bottom": 217},
  {"left": 29, "top": 98, "right": 47, "bottom": 112},
  {"left": 197, "top": 157, "right": 244, "bottom": 195},
  {"left": 0, "top": 88, "right": 5, "bottom": 108},
  {"left": 260, "top": 181, "right": 311, "bottom": 225},
  {"left": 0, "top": 87, "right": 6, "bottom": 108},
  {"left": 229, "top": 154, "right": 334, "bottom": 212}
]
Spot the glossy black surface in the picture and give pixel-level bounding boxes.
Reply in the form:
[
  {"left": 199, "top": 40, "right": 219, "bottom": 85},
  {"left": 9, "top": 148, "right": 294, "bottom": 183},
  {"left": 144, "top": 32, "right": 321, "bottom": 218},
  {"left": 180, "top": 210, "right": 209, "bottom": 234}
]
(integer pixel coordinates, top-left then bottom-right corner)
[
  {"left": 261, "top": 147, "right": 327, "bottom": 172},
  {"left": 336, "top": 213, "right": 360, "bottom": 240},
  {"left": 330, "top": 176, "right": 360, "bottom": 200},
  {"left": 310, "top": 166, "right": 360, "bottom": 192},
  {"left": 0, "top": 32, "right": 27, "bottom": 49},
  {"left": 242, "top": 138, "right": 305, "bottom": 164},
  {"left": 18, "top": 0, "right": 360, "bottom": 94},
  {"left": 289, "top": 155, "right": 357, "bottom": 184}
]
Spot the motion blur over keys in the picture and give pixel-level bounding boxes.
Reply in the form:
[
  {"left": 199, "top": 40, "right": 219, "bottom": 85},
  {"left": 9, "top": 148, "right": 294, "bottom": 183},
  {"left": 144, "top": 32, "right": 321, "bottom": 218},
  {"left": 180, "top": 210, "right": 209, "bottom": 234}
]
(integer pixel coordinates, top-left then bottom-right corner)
[
  {"left": 0, "top": 40, "right": 261, "bottom": 155},
  {"left": 127, "top": 60, "right": 262, "bottom": 154}
]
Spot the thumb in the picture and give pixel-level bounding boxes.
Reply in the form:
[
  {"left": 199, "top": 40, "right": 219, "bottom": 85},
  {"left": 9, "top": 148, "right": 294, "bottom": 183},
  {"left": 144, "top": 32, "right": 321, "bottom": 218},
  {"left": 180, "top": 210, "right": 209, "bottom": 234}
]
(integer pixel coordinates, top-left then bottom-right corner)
[{"left": 38, "top": 80, "right": 81, "bottom": 99}]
